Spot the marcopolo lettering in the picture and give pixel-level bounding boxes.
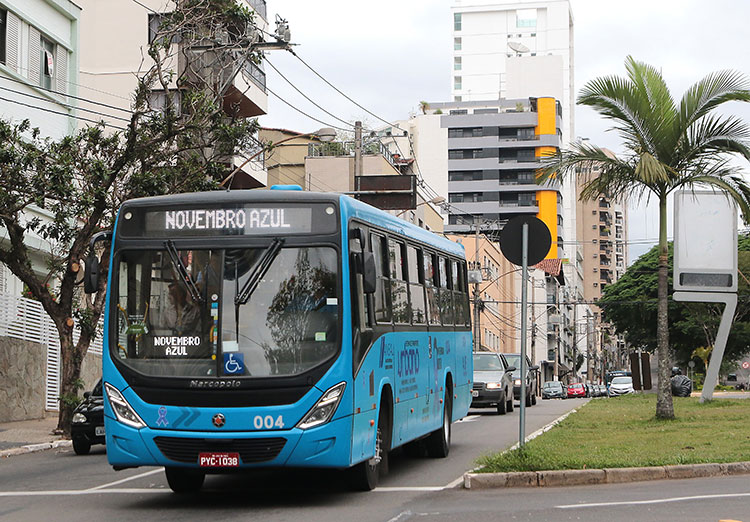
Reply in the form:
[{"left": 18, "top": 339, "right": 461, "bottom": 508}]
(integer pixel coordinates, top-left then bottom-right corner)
[{"left": 189, "top": 380, "right": 242, "bottom": 389}]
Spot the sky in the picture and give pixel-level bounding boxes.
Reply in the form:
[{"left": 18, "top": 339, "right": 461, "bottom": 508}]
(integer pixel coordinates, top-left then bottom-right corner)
[{"left": 260, "top": 0, "right": 750, "bottom": 263}]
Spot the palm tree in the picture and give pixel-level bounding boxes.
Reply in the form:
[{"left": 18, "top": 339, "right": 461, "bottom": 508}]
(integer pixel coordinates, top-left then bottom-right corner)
[{"left": 540, "top": 57, "right": 750, "bottom": 419}]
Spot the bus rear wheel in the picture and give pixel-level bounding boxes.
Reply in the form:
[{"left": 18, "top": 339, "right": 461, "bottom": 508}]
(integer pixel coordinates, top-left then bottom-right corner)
[
  {"left": 426, "top": 392, "right": 452, "bottom": 458},
  {"left": 165, "top": 467, "right": 205, "bottom": 494},
  {"left": 351, "top": 404, "right": 390, "bottom": 491}
]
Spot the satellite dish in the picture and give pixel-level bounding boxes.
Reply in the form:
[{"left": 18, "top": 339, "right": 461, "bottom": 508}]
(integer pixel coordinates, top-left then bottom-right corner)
[{"left": 508, "top": 41, "right": 530, "bottom": 53}]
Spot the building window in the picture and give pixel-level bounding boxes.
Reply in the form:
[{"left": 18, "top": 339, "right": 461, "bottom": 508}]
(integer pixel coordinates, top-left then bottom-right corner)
[
  {"left": 516, "top": 8, "right": 537, "bottom": 28},
  {"left": 40, "top": 37, "right": 54, "bottom": 90},
  {"left": 0, "top": 10, "right": 6, "bottom": 65},
  {"left": 454, "top": 13, "right": 462, "bottom": 31},
  {"left": 449, "top": 109, "right": 467, "bottom": 115},
  {"left": 454, "top": 37, "right": 462, "bottom": 50},
  {"left": 454, "top": 96, "right": 462, "bottom": 102},
  {"left": 454, "top": 76, "right": 462, "bottom": 90},
  {"left": 454, "top": 56, "right": 461, "bottom": 71}
]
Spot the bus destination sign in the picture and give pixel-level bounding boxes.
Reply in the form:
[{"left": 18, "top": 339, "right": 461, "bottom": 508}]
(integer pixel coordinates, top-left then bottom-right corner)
[{"left": 140, "top": 207, "right": 314, "bottom": 236}]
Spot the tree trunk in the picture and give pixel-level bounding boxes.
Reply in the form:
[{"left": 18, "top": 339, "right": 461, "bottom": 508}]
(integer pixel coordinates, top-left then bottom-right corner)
[
  {"left": 655, "top": 193, "right": 675, "bottom": 419},
  {"left": 56, "top": 325, "right": 83, "bottom": 437}
]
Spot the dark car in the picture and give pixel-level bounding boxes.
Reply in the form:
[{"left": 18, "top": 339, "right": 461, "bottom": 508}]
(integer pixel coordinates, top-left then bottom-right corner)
[
  {"left": 501, "top": 353, "right": 539, "bottom": 407},
  {"left": 71, "top": 379, "right": 105, "bottom": 455},
  {"left": 472, "top": 352, "right": 516, "bottom": 414},
  {"left": 541, "top": 380, "right": 566, "bottom": 399}
]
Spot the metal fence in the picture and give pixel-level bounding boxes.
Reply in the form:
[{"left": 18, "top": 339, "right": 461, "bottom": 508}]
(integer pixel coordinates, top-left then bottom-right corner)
[{"left": 0, "top": 294, "right": 102, "bottom": 411}]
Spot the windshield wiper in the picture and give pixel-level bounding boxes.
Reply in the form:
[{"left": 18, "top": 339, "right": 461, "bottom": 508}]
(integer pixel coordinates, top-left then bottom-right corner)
[
  {"left": 235, "top": 238, "right": 285, "bottom": 306},
  {"left": 164, "top": 240, "right": 204, "bottom": 304}
]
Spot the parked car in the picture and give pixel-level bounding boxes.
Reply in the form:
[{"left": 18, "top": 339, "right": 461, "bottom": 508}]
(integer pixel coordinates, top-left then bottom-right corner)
[
  {"left": 501, "top": 353, "right": 539, "bottom": 407},
  {"left": 541, "top": 380, "right": 566, "bottom": 399},
  {"left": 472, "top": 352, "right": 516, "bottom": 414},
  {"left": 598, "top": 384, "right": 608, "bottom": 397},
  {"left": 71, "top": 379, "right": 105, "bottom": 455},
  {"left": 609, "top": 376, "right": 635, "bottom": 396},
  {"left": 566, "top": 382, "right": 586, "bottom": 398}
]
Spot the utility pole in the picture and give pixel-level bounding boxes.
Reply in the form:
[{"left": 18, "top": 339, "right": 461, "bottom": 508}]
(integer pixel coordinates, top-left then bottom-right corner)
[
  {"left": 352, "top": 120, "right": 363, "bottom": 192},
  {"left": 473, "top": 218, "right": 481, "bottom": 352},
  {"left": 553, "top": 281, "right": 560, "bottom": 381},
  {"left": 586, "top": 310, "right": 594, "bottom": 382},
  {"left": 572, "top": 293, "right": 577, "bottom": 382}
]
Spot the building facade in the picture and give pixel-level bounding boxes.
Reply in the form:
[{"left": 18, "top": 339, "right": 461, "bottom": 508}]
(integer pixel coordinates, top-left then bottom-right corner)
[{"left": 77, "top": 0, "right": 269, "bottom": 187}]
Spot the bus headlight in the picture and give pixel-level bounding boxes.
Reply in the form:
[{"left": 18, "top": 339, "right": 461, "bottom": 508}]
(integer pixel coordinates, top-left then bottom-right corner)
[
  {"left": 104, "top": 383, "right": 146, "bottom": 429},
  {"left": 297, "top": 382, "right": 346, "bottom": 430}
]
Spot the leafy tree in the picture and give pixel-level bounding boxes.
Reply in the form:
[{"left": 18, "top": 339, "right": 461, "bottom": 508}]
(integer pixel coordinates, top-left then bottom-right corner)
[
  {"left": 541, "top": 57, "right": 750, "bottom": 418},
  {"left": 0, "top": 0, "right": 265, "bottom": 434},
  {"left": 599, "top": 240, "right": 750, "bottom": 372}
]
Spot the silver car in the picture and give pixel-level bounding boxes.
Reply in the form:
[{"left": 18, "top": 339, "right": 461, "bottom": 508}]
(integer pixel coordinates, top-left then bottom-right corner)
[{"left": 609, "top": 376, "right": 635, "bottom": 396}]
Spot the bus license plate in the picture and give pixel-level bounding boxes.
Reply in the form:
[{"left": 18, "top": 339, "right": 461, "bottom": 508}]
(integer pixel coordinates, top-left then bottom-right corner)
[
  {"left": 199, "top": 452, "right": 240, "bottom": 467},
  {"left": 471, "top": 390, "right": 479, "bottom": 397}
]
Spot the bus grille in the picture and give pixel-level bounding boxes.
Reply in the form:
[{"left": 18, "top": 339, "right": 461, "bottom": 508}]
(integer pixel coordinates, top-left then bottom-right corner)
[{"left": 153, "top": 436, "right": 287, "bottom": 464}]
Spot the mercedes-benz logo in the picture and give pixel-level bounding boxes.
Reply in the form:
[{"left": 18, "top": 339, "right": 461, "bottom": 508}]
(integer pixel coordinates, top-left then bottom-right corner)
[{"left": 212, "top": 413, "right": 226, "bottom": 428}]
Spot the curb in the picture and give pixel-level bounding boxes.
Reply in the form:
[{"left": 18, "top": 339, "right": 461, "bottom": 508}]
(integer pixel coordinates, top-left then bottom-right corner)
[
  {"left": 463, "top": 461, "right": 750, "bottom": 489},
  {"left": 0, "top": 440, "right": 71, "bottom": 459}
]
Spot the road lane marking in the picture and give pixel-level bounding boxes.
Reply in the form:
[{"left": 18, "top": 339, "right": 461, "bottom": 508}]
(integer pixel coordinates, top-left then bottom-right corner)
[
  {"left": 556, "top": 492, "right": 750, "bottom": 509},
  {"left": 0, "top": 489, "right": 169, "bottom": 497},
  {"left": 456, "top": 415, "right": 480, "bottom": 423},
  {"left": 87, "top": 468, "right": 163, "bottom": 491},
  {"left": 374, "top": 486, "right": 444, "bottom": 492}
]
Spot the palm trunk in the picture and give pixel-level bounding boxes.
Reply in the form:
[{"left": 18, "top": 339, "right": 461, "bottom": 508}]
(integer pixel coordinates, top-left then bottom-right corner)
[{"left": 655, "top": 193, "right": 675, "bottom": 419}]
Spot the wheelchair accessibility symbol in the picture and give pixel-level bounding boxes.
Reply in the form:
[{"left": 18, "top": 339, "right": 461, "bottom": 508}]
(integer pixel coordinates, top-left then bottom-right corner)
[{"left": 223, "top": 353, "right": 244, "bottom": 375}]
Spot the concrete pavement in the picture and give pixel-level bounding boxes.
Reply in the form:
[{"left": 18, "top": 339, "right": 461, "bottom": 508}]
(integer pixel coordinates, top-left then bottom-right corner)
[{"left": 0, "top": 415, "right": 71, "bottom": 457}]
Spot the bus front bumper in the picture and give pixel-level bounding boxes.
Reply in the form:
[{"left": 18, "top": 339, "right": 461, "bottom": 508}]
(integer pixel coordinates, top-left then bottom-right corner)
[{"left": 105, "top": 415, "right": 353, "bottom": 470}]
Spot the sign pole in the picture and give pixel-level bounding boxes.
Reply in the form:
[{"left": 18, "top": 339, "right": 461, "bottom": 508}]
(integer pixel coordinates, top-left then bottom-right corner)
[{"left": 519, "top": 222, "right": 528, "bottom": 448}]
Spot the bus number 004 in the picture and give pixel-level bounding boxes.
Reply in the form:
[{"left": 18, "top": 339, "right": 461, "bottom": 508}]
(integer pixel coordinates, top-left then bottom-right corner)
[{"left": 253, "top": 415, "right": 284, "bottom": 430}]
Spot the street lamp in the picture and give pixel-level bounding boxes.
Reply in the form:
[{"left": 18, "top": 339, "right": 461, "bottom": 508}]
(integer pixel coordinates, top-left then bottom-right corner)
[
  {"left": 220, "top": 127, "right": 337, "bottom": 189},
  {"left": 396, "top": 196, "right": 446, "bottom": 217}
]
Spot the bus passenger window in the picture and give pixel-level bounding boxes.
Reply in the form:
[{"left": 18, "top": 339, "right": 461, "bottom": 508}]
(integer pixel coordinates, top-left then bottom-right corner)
[
  {"left": 389, "top": 240, "right": 410, "bottom": 324},
  {"left": 407, "top": 246, "right": 426, "bottom": 324},
  {"left": 424, "top": 252, "right": 440, "bottom": 325},
  {"left": 438, "top": 257, "right": 454, "bottom": 325},
  {"left": 451, "top": 260, "right": 463, "bottom": 325},
  {"left": 370, "top": 234, "right": 391, "bottom": 323}
]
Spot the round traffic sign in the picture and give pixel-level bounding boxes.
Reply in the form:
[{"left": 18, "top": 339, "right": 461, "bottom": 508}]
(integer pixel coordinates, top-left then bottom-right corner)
[
  {"left": 688, "top": 360, "right": 696, "bottom": 368},
  {"left": 499, "top": 216, "right": 552, "bottom": 267},
  {"left": 742, "top": 361, "right": 750, "bottom": 370}
]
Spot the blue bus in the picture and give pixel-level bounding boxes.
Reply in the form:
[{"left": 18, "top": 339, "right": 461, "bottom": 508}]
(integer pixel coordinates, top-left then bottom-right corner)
[{"left": 88, "top": 187, "right": 473, "bottom": 492}]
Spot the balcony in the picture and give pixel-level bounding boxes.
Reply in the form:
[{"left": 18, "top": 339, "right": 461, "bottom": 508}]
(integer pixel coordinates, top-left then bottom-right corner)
[{"left": 247, "top": 0, "right": 267, "bottom": 20}]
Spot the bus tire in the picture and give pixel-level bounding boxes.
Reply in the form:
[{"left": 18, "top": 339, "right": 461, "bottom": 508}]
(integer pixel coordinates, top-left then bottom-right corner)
[
  {"left": 165, "top": 467, "right": 205, "bottom": 494},
  {"left": 426, "top": 391, "right": 452, "bottom": 458},
  {"left": 351, "top": 402, "right": 390, "bottom": 491},
  {"left": 496, "top": 392, "right": 507, "bottom": 415}
]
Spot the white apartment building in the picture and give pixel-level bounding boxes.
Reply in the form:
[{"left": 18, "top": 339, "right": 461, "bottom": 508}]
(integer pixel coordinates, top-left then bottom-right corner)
[{"left": 77, "top": 0, "right": 270, "bottom": 187}]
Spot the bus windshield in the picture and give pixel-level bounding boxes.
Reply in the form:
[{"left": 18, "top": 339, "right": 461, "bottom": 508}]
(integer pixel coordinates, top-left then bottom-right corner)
[{"left": 113, "top": 246, "right": 339, "bottom": 379}]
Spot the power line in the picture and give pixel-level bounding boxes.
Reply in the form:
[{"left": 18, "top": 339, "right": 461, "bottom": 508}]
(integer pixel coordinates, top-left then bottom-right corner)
[
  {"left": 290, "top": 50, "right": 407, "bottom": 133},
  {"left": 266, "top": 85, "right": 351, "bottom": 132},
  {"left": 0, "top": 84, "right": 132, "bottom": 124},
  {"left": 0, "top": 94, "right": 127, "bottom": 130},
  {"left": 265, "top": 59, "right": 354, "bottom": 129}
]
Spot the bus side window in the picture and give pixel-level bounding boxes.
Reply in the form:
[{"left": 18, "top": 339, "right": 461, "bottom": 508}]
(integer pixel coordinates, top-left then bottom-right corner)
[
  {"left": 451, "top": 260, "right": 462, "bottom": 326},
  {"left": 407, "top": 245, "right": 426, "bottom": 324},
  {"left": 461, "top": 261, "right": 471, "bottom": 326},
  {"left": 438, "top": 256, "right": 454, "bottom": 325},
  {"left": 424, "top": 251, "right": 440, "bottom": 325},
  {"left": 370, "top": 233, "right": 391, "bottom": 324},
  {"left": 389, "top": 240, "right": 410, "bottom": 324}
]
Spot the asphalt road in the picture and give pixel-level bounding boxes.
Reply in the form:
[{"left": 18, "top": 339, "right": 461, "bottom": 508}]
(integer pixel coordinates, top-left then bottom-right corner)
[{"left": 0, "top": 397, "right": 583, "bottom": 521}]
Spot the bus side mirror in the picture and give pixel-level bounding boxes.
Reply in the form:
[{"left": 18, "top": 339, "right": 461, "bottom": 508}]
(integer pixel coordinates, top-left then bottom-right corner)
[
  {"left": 83, "top": 254, "right": 99, "bottom": 294},
  {"left": 362, "top": 252, "right": 376, "bottom": 294}
]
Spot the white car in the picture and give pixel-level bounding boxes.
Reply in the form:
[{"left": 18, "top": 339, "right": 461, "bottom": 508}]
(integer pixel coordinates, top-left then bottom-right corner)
[{"left": 608, "top": 376, "right": 635, "bottom": 396}]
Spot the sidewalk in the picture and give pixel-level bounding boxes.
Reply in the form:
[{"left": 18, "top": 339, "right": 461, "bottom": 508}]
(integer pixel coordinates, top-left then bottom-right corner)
[{"left": 0, "top": 415, "right": 71, "bottom": 457}]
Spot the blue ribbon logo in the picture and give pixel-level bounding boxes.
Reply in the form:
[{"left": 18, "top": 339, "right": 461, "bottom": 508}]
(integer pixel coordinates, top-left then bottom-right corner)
[{"left": 156, "top": 406, "right": 169, "bottom": 427}]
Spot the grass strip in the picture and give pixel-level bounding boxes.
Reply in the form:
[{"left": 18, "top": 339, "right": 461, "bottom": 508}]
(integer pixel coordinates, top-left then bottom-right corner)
[{"left": 477, "top": 394, "right": 750, "bottom": 472}]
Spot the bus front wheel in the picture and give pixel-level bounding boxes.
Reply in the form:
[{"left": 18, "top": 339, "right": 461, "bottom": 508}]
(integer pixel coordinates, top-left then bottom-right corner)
[
  {"left": 351, "top": 403, "right": 390, "bottom": 491},
  {"left": 426, "top": 392, "right": 452, "bottom": 458},
  {"left": 165, "top": 467, "right": 205, "bottom": 494}
]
